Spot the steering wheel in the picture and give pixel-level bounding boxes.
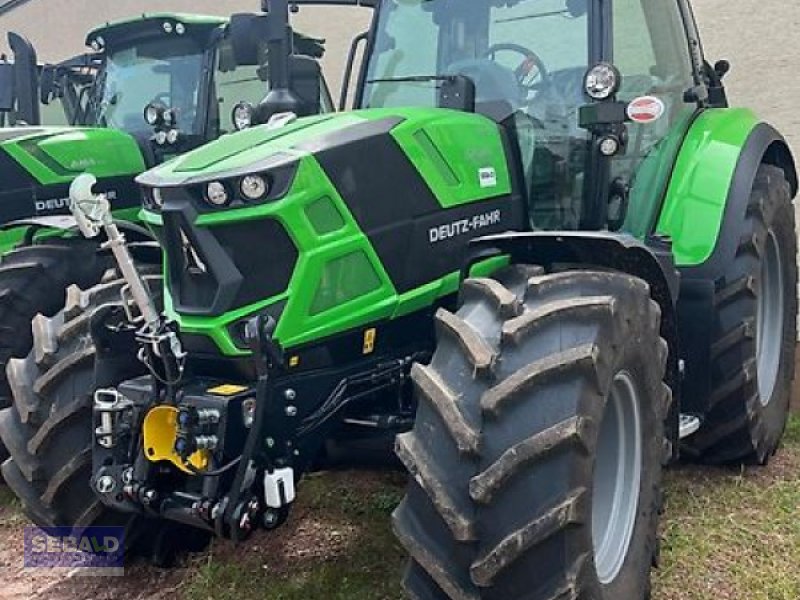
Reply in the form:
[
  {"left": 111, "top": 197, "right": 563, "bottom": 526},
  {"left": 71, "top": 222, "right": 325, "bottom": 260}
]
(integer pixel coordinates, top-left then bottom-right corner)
[{"left": 485, "top": 43, "right": 550, "bottom": 91}]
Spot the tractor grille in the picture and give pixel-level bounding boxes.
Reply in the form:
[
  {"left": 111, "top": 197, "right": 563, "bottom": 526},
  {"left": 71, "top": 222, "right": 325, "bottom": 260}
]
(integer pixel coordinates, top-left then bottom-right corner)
[
  {"left": 213, "top": 220, "right": 297, "bottom": 309},
  {"left": 159, "top": 206, "right": 298, "bottom": 317}
]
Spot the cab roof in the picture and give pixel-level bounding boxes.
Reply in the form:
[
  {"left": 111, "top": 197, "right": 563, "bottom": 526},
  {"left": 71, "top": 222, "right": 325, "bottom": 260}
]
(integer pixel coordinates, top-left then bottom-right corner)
[{"left": 85, "top": 13, "right": 228, "bottom": 50}]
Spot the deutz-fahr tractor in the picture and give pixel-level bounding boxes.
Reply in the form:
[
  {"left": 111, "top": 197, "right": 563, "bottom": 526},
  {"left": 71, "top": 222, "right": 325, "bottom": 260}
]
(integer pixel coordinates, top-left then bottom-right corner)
[
  {"left": 0, "top": 12, "right": 331, "bottom": 413},
  {"left": 3, "top": 0, "right": 797, "bottom": 598}
]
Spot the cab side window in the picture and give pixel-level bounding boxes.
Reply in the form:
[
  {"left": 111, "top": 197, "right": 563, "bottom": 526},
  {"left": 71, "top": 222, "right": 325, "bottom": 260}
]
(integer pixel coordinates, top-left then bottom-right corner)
[{"left": 611, "top": 0, "right": 698, "bottom": 234}]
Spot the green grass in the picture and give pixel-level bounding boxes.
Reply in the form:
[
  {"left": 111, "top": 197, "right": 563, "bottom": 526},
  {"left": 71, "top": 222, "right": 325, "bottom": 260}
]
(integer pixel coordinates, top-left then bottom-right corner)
[
  {"left": 183, "top": 471, "right": 408, "bottom": 600},
  {"left": 184, "top": 417, "right": 800, "bottom": 600},
  {"left": 2, "top": 419, "right": 799, "bottom": 598}
]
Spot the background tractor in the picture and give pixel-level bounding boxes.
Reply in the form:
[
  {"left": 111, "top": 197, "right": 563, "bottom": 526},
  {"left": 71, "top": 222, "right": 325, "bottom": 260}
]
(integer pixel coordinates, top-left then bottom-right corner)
[
  {"left": 0, "top": 12, "right": 331, "bottom": 421},
  {"left": 2, "top": 0, "right": 797, "bottom": 598}
]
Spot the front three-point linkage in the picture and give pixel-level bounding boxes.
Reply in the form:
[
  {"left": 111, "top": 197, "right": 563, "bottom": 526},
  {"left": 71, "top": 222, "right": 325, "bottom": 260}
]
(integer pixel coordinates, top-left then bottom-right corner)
[{"left": 69, "top": 174, "right": 185, "bottom": 396}]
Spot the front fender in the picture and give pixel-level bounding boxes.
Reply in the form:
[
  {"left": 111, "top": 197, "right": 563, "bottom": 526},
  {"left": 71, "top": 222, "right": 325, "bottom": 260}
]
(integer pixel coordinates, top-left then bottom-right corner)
[
  {"left": 465, "top": 231, "right": 682, "bottom": 456},
  {"left": 656, "top": 108, "right": 796, "bottom": 270}
]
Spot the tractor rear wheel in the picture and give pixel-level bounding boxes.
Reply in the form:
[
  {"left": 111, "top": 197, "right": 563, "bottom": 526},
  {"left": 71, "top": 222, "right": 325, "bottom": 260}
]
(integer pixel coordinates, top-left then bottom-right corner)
[
  {"left": 0, "top": 271, "right": 210, "bottom": 564},
  {"left": 685, "top": 164, "right": 797, "bottom": 464},
  {"left": 394, "top": 266, "right": 670, "bottom": 599},
  {"left": 0, "top": 237, "right": 111, "bottom": 409}
]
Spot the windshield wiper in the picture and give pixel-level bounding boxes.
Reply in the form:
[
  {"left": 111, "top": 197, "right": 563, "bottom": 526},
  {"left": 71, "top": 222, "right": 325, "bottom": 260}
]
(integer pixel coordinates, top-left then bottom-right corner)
[{"left": 366, "top": 74, "right": 458, "bottom": 84}]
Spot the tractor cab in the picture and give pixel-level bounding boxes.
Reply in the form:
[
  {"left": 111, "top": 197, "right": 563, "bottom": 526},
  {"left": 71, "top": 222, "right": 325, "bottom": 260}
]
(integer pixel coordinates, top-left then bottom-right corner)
[
  {"left": 40, "top": 13, "right": 333, "bottom": 165},
  {"left": 359, "top": 0, "right": 705, "bottom": 233}
]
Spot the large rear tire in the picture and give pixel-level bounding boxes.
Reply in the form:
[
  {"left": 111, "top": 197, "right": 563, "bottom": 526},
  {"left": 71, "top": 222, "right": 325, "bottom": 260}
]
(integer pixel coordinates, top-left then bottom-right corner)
[
  {"left": 0, "top": 238, "right": 111, "bottom": 409},
  {"left": 394, "top": 266, "right": 670, "bottom": 599},
  {"left": 0, "top": 271, "right": 210, "bottom": 563},
  {"left": 684, "top": 164, "right": 797, "bottom": 464}
]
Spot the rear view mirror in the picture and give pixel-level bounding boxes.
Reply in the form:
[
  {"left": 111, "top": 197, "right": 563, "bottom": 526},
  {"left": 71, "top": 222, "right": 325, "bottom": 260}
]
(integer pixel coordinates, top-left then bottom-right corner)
[
  {"left": 0, "top": 63, "right": 14, "bottom": 112},
  {"left": 39, "top": 65, "right": 57, "bottom": 104},
  {"left": 228, "top": 13, "right": 268, "bottom": 67},
  {"left": 288, "top": 55, "right": 321, "bottom": 116}
]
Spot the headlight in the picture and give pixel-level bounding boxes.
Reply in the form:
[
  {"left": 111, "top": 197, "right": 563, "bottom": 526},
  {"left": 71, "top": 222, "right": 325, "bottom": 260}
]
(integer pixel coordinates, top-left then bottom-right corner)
[
  {"left": 232, "top": 102, "right": 254, "bottom": 131},
  {"left": 144, "top": 103, "right": 163, "bottom": 126},
  {"left": 240, "top": 175, "right": 269, "bottom": 201},
  {"left": 584, "top": 62, "right": 621, "bottom": 100},
  {"left": 154, "top": 130, "right": 168, "bottom": 146},
  {"left": 166, "top": 129, "right": 180, "bottom": 145},
  {"left": 205, "top": 181, "right": 230, "bottom": 207}
]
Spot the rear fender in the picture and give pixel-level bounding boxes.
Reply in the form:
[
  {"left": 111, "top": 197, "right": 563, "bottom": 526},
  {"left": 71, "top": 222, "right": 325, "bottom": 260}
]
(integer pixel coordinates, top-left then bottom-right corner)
[
  {"left": 657, "top": 111, "right": 797, "bottom": 417},
  {"left": 656, "top": 110, "right": 796, "bottom": 270}
]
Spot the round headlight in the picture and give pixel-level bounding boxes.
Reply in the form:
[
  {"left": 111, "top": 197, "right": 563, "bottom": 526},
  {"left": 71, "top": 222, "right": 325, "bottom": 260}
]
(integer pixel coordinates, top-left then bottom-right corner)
[
  {"left": 143, "top": 103, "right": 163, "bottom": 126},
  {"left": 163, "top": 22, "right": 174, "bottom": 34},
  {"left": 154, "top": 130, "right": 168, "bottom": 146},
  {"left": 240, "top": 175, "right": 269, "bottom": 201},
  {"left": 166, "top": 129, "right": 180, "bottom": 145},
  {"left": 175, "top": 23, "right": 186, "bottom": 35},
  {"left": 598, "top": 135, "right": 621, "bottom": 157},
  {"left": 584, "top": 62, "right": 621, "bottom": 100},
  {"left": 205, "top": 181, "right": 230, "bottom": 207},
  {"left": 232, "top": 102, "right": 254, "bottom": 131}
]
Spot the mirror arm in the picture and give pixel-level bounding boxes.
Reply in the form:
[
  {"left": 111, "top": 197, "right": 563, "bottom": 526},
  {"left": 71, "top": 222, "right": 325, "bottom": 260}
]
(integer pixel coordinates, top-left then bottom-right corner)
[{"left": 339, "top": 31, "right": 368, "bottom": 111}]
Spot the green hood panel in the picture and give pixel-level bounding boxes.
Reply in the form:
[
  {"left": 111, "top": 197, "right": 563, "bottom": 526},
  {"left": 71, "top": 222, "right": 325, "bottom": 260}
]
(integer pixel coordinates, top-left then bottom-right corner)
[
  {"left": 1, "top": 127, "right": 145, "bottom": 185},
  {"left": 140, "top": 107, "right": 510, "bottom": 208},
  {"left": 139, "top": 106, "right": 514, "bottom": 355}
]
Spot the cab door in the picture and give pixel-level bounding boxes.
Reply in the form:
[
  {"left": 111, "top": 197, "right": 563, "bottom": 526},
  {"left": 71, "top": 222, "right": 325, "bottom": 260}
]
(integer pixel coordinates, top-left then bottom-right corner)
[{"left": 610, "top": 0, "right": 700, "bottom": 236}]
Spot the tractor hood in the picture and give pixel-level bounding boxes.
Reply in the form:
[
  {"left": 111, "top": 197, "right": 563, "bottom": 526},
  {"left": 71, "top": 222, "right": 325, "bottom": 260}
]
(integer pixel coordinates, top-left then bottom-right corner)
[
  {"left": 0, "top": 126, "right": 145, "bottom": 221},
  {"left": 136, "top": 108, "right": 521, "bottom": 355},
  {"left": 137, "top": 113, "right": 367, "bottom": 186},
  {"left": 137, "top": 108, "right": 510, "bottom": 190}
]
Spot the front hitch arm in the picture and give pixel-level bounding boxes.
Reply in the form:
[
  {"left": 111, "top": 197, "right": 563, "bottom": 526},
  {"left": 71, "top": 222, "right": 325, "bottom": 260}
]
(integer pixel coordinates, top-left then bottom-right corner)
[{"left": 69, "top": 174, "right": 185, "bottom": 388}]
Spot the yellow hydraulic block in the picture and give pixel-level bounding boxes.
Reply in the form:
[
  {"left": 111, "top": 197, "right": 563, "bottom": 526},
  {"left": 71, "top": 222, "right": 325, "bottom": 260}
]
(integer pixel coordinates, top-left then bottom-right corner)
[{"left": 142, "top": 405, "right": 209, "bottom": 474}]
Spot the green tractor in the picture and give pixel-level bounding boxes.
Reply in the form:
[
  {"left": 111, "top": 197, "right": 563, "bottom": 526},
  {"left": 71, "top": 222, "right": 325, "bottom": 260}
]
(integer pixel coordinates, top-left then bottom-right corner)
[
  {"left": 0, "top": 12, "right": 331, "bottom": 412},
  {"left": 3, "top": 0, "right": 797, "bottom": 596}
]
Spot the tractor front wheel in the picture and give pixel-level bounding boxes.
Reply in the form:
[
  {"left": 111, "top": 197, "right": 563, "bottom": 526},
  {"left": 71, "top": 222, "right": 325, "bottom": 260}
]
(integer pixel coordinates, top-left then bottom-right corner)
[{"left": 394, "top": 266, "right": 670, "bottom": 599}]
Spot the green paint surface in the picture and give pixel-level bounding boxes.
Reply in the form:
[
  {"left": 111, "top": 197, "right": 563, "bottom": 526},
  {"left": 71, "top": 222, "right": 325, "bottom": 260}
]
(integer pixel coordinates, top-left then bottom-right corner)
[
  {"left": 1, "top": 127, "right": 145, "bottom": 185},
  {"left": 143, "top": 108, "right": 513, "bottom": 355},
  {"left": 656, "top": 108, "right": 759, "bottom": 266}
]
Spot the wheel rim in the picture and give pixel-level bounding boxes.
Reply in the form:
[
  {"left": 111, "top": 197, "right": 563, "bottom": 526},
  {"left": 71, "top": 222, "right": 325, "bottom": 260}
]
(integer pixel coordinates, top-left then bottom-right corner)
[
  {"left": 592, "top": 370, "right": 643, "bottom": 585},
  {"left": 756, "top": 230, "right": 784, "bottom": 406}
]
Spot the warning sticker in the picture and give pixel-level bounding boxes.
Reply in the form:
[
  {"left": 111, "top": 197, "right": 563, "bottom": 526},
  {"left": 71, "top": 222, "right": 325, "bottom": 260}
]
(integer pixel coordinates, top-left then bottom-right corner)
[
  {"left": 626, "top": 96, "right": 665, "bottom": 124},
  {"left": 207, "top": 384, "right": 249, "bottom": 396}
]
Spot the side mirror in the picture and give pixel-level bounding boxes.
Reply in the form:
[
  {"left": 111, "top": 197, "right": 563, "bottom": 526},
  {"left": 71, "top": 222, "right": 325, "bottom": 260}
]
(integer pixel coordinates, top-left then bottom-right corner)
[
  {"left": 287, "top": 55, "right": 321, "bottom": 117},
  {"left": 228, "top": 13, "right": 269, "bottom": 67},
  {"left": 0, "top": 63, "right": 14, "bottom": 113},
  {"left": 39, "top": 65, "right": 57, "bottom": 104}
]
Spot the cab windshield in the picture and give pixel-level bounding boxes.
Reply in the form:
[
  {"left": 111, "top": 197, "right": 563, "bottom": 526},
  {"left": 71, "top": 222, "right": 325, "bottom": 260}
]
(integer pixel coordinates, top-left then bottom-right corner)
[
  {"left": 86, "top": 37, "right": 205, "bottom": 135},
  {"left": 363, "top": 0, "right": 591, "bottom": 230},
  {"left": 363, "top": 0, "right": 588, "bottom": 113}
]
